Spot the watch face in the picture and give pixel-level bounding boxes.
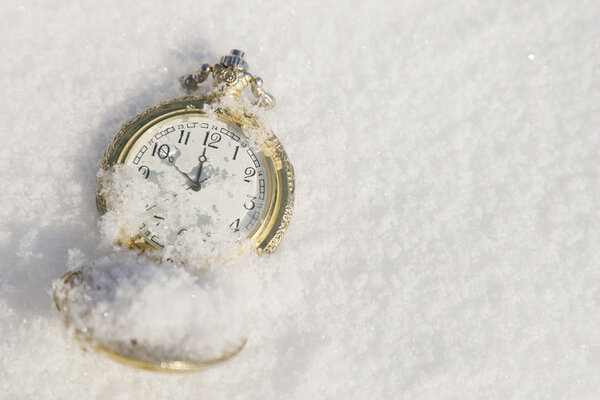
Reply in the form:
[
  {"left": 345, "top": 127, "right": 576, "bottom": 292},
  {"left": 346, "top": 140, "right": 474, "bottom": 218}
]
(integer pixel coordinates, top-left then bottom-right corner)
[{"left": 121, "top": 113, "right": 270, "bottom": 249}]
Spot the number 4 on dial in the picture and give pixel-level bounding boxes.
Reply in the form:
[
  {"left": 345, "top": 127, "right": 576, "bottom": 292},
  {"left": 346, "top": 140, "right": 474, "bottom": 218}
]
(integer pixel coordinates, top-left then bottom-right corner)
[{"left": 230, "top": 218, "right": 240, "bottom": 232}]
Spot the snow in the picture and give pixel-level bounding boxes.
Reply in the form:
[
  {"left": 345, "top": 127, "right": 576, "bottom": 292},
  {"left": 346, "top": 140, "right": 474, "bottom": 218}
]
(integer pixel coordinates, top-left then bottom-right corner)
[
  {"left": 53, "top": 251, "right": 253, "bottom": 366},
  {"left": 1, "top": 0, "right": 600, "bottom": 398}
]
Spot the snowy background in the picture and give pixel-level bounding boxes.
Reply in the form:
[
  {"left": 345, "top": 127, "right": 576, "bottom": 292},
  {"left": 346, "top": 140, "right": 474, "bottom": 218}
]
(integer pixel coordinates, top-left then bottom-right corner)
[{"left": 1, "top": 0, "right": 600, "bottom": 398}]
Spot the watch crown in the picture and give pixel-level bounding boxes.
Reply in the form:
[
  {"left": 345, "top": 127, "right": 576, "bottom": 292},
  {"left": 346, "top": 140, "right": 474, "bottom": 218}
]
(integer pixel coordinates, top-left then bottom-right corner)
[{"left": 220, "top": 49, "right": 248, "bottom": 71}]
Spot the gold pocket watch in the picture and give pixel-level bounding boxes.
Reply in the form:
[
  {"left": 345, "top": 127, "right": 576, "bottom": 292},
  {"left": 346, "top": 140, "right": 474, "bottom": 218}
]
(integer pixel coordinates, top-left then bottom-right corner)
[{"left": 53, "top": 50, "right": 294, "bottom": 371}]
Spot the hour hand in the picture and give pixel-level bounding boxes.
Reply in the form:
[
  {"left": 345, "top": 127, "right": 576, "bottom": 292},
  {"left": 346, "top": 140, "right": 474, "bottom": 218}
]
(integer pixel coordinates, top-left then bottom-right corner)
[{"left": 173, "top": 164, "right": 195, "bottom": 186}]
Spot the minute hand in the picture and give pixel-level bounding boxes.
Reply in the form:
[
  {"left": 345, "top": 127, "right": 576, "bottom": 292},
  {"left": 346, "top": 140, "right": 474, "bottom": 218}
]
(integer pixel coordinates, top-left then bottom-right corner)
[{"left": 194, "top": 149, "right": 208, "bottom": 184}]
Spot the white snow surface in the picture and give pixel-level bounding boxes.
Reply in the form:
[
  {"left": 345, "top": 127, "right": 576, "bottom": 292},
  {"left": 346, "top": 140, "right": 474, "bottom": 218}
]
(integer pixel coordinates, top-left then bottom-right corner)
[{"left": 1, "top": 0, "right": 599, "bottom": 398}]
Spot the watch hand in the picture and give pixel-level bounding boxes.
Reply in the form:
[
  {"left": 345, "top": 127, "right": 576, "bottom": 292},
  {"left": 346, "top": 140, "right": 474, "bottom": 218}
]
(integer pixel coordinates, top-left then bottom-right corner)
[{"left": 173, "top": 164, "right": 195, "bottom": 185}]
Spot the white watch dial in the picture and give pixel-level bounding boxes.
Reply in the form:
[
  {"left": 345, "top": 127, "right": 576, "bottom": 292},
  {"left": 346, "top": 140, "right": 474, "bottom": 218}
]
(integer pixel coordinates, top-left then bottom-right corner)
[{"left": 124, "top": 114, "right": 269, "bottom": 248}]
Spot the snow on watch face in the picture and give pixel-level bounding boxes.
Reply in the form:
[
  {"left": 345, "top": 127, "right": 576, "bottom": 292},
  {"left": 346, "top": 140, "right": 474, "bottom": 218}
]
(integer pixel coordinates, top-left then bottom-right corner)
[{"left": 124, "top": 114, "right": 269, "bottom": 248}]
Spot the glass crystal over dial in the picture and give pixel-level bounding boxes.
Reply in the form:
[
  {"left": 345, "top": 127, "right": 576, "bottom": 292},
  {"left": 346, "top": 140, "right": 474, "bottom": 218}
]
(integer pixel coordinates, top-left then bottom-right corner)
[{"left": 123, "top": 113, "right": 269, "bottom": 248}]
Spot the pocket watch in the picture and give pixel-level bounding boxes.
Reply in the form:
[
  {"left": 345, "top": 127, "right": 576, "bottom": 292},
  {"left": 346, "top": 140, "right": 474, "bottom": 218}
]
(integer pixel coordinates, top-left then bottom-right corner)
[{"left": 53, "top": 50, "right": 294, "bottom": 371}]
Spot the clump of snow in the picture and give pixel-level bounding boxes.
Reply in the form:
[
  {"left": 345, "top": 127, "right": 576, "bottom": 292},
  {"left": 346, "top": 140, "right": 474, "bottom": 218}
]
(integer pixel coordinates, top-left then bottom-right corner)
[
  {"left": 98, "top": 164, "right": 251, "bottom": 263},
  {"left": 53, "top": 251, "right": 254, "bottom": 366},
  {"left": 97, "top": 165, "right": 158, "bottom": 243}
]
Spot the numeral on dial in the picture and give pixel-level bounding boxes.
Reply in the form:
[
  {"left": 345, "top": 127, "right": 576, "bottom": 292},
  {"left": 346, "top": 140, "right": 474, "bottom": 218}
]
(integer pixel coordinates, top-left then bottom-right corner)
[
  {"left": 138, "top": 165, "right": 150, "bottom": 179},
  {"left": 244, "top": 167, "right": 256, "bottom": 182},
  {"left": 178, "top": 130, "right": 191, "bottom": 145},
  {"left": 232, "top": 146, "right": 239, "bottom": 160},
  {"left": 244, "top": 195, "right": 256, "bottom": 210},
  {"left": 152, "top": 143, "right": 170, "bottom": 159},
  {"left": 230, "top": 218, "right": 240, "bottom": 232},
  {"left": 203, "top": 132, "right": 221, "bottom": 149}
]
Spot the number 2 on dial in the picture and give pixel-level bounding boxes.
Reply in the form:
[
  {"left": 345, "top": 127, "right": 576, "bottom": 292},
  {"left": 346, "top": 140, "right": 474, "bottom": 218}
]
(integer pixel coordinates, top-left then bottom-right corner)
[{"left": 244, "top": 167, "right": 256, "bottom": 182}]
